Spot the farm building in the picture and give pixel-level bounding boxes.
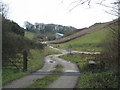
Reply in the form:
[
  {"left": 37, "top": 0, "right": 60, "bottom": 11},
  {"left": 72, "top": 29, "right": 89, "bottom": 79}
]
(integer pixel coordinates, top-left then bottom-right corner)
[{"left": 55, "top": 33, "right": 64, "bottom": 39}]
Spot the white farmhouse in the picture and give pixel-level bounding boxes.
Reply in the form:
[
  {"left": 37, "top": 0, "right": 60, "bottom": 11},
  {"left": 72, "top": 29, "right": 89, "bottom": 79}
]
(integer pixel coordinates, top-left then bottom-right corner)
[{"left": 55, "top": 33, "right": 64, "bottom": 39}]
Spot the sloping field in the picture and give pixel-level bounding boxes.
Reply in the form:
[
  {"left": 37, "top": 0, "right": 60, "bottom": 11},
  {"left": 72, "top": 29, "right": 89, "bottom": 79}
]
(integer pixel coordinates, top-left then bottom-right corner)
[
  {"left": 49, "top": 19, "right": 117, "bottom": 44},
  {"left": 50, "top": 19, "right": 118, "bottom": 51},
  {"left": 51, "top": 28, "right": 110, "bottom": 51}
]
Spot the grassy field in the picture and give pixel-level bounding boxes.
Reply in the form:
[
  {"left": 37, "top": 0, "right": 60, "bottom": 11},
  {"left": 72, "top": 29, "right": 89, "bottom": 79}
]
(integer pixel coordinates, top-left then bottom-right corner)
[
  {"left": 25, "top": 31, "right": 35, "bottom": 40},
  {"left": 2, "top": 46, "right": 61, "bottom": 85},
  {"left": 51, "top": 28, "right": 110, "bottom": 52},
  {"left": 60, "top": 53, "right": 118, "bottom": 88}
]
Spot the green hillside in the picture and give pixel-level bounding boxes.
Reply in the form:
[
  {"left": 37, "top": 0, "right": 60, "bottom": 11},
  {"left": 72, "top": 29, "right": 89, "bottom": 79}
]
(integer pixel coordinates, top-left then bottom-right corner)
[
  {"left": 25, "top": 31, "right": 35, "bottom": 40},
  {"left": 52, "top": 28, "right": 110, "bottom": 51}
]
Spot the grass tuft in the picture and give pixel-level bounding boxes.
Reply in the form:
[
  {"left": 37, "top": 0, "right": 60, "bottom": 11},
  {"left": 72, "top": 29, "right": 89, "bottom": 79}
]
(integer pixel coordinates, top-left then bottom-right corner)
[{"left": 26, "top": 75, "right": 59, "bottom": 88}]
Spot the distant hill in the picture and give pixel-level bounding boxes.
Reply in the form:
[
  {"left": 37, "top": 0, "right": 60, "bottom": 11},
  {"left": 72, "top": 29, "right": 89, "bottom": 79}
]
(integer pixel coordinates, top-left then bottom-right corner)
[
  {"left": 24, "top": 21, "right": 78, "bottom": 41},
  {"left": 49, "top": 19, "right": 118, "bottom": 44}
]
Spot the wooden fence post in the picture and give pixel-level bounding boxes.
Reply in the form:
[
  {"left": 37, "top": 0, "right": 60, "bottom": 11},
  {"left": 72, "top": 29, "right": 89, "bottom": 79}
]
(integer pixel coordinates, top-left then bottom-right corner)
[
  {"left": 23, "top": 50, "right": 28, "bottom": 72},
  {"left": 68, "top": 45, "right": 72, "bottom": 55}
]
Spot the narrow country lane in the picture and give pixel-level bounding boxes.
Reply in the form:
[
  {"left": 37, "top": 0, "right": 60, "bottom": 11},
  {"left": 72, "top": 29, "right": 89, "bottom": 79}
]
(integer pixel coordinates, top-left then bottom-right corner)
[
  {"left": 47, "top": 54, "right": 80, "bottom": 88},
  {"left": 3, "top": 46, "right": 80, "bottom": 88},
  {"left": 47, "top": 45, "right": 100, "bottom": 88},
  {"left": 3, "top": 54, "right": 58, "bottom": 88},
  {"left": 3, "top": 45, "right": 100, "bottom": 88}
]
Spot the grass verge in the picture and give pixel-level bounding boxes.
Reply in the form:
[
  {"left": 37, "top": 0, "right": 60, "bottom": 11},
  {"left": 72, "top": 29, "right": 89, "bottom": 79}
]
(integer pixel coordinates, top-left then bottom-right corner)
[
  {"left": 26, "top": 75, "right": 59, "bottom": 88},
  {"left": 27, "top": 49, "right": 44, "bottom": 72},
  {"left": 2, "top": 67, "right": 27, "bottom": 85},
  {"left": 2, "top": 49, "right": 44, "bottom": 85},
  {"left": 79, "top": 71, "right": 117, "bottom": 88},
  {"left": 60, "top": 53, "right": 118, "bottom": 88}
]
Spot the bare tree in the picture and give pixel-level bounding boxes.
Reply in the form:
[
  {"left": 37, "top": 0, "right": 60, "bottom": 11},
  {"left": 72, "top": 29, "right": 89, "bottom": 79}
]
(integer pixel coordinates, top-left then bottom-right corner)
[
  {"left": 65, "top": 0, "right": 119, "bottom": 16},
  {"left": 97, "top": 1, "right": 120, "bottom": 17},
  {"left": 0, "top": 2, "right": 9, "bottom": 18}
]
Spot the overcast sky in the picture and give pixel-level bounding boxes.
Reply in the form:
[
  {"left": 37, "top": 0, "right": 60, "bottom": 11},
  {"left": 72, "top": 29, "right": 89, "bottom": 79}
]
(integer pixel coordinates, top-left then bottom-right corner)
[{"left": 2, "top": 0, "right": 117, "bottom": 29}]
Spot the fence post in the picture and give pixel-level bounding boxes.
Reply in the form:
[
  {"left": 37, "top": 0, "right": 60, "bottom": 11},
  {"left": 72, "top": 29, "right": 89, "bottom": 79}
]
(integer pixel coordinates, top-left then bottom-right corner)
[
  {"left": 67, "top": 45, "right": 72, "bottom": 55},
  {"left": 23, "top": 50, "right": 28, "bottom": 72}
]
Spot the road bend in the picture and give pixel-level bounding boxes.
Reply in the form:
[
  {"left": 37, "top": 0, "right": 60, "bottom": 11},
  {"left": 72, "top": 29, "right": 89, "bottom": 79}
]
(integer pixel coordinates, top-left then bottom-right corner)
[{"left": 3, "top": 45, "right": 100, "bottom": 88}]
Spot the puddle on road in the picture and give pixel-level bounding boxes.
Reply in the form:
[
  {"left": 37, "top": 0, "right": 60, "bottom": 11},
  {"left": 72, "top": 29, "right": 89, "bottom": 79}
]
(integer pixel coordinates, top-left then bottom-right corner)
[{"left": 46, "top": 57, "right": 56, "bottom": 63}]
